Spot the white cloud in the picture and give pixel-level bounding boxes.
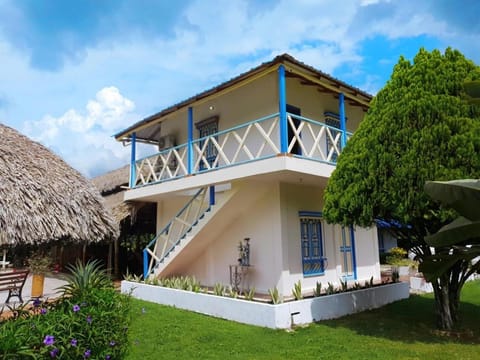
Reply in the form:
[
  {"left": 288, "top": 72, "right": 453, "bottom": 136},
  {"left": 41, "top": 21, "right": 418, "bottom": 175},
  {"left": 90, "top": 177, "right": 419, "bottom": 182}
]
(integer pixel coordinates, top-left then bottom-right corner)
[
  {"left": 1, "top": 0, "right": 479, "bottom": 179},
  {"left": 23, "top": 86, "right": 137, "bottom": 177}
]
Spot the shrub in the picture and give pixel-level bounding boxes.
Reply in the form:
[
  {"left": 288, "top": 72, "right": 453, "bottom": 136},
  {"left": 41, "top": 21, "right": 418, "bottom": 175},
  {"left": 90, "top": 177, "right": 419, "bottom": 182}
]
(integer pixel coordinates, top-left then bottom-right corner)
[
  {"left": 313, "top": 281, "right": 322, "bottom": 297},
  {"left": 243, "top": 287, "right": 256, "bottom": 301},
  {"left": 292, "top": 280, "right": 303, "bottom": 300},
  {"left": 60, "top": 259, "right": 113, "bottom": 298},
  {"left": 213, "top": 283, "right": 225, "bottom": 296},
  {"left": 385, "top": 247, "right": 408, "bottom": 266},
  {"left": 326, "top": 282, "right": 335, "bottom": 295},
  {"left": 0, "top": 261, "right": 131, "bottom": 359},
  {"left": 268, "top": 287, "right": 282, "bottom": 304}
]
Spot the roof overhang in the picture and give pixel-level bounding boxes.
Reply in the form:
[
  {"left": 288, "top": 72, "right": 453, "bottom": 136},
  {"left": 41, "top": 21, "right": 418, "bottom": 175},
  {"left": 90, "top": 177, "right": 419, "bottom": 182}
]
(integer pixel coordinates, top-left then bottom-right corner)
[{"left": 114, "top": 54, "right": 372, "bottom": 143}]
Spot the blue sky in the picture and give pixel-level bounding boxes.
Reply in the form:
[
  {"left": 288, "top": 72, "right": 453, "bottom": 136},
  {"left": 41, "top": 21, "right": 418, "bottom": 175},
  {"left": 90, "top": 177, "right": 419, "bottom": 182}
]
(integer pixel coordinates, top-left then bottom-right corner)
[{"left": 0, "top": 0, "right": 479, "bottom": 178}]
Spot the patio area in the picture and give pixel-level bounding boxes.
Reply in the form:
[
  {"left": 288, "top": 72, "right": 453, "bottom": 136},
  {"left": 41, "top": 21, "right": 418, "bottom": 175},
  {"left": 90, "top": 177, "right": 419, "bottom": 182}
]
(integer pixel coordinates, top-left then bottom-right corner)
[{"left": 0, "top": 272, "right": 67, "bottom": 306}]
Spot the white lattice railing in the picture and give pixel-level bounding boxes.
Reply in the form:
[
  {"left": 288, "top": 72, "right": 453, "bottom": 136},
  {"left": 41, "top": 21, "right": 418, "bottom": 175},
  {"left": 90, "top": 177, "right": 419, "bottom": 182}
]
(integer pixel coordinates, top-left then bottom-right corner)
[
  {"left": 286, "top": 114, "right": 343, "bottom": 163},
  {"left": 133, "top": 112, "right": 347, "bottom": 188},
  {"left": 192, "top": 113, "right": 280, "bottom": 172},
  {"left": 143, "top": 187, "right": 210, "bottom": 279},
  {"left": 134, "top": 143, "right": 188, "bottom": 186}
]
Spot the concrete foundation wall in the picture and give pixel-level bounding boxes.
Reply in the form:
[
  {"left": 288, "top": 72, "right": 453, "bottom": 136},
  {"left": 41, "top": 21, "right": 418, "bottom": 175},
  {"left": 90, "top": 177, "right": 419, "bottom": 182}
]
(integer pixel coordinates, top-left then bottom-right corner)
[{"left": 122, "top": 280, "right": 410, "bottom": 329}]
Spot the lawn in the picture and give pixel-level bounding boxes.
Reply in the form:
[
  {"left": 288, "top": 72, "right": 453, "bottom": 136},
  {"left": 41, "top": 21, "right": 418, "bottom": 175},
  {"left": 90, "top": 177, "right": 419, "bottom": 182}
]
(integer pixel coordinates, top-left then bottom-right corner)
[{"left": 127, "top": 280, "right": 480, "bottom": 359}]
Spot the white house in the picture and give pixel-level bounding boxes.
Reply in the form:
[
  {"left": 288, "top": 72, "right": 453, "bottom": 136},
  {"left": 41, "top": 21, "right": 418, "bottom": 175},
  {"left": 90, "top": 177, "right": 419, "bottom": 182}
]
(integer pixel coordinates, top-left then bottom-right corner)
[{"left": 114, "top": 54, "right": 380, "bottom": 297}]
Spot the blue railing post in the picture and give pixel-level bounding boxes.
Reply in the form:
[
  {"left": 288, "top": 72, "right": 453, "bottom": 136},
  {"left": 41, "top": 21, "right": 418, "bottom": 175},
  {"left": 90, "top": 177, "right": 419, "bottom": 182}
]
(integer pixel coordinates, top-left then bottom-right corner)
[
  {"left": 143, "top": 249, "right": 148, "bottom": 280},
  {"left": 278, "top": 65, "right": 288, "bottom": 153},
  {"left": 129, "top": 132, "right": 137, "bottom": 188},
  {"left": 209, "top": 186, "right": 215, "bottom": 206},
  {"left": 339, "top": 93, "right": 347, "bottom": 149},
  {"left": 187, "top": 107, "right": 194, "bottom": 174}
]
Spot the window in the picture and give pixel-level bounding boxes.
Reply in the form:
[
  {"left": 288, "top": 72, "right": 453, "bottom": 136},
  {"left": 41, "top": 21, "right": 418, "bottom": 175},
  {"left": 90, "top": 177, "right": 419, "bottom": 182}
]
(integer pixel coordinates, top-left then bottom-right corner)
[
  {"left": 299, "top": 212, "right": 325, "bottom": 276},
  {"left": 196, "top": 116, "right": 218, "bottom": 170}
]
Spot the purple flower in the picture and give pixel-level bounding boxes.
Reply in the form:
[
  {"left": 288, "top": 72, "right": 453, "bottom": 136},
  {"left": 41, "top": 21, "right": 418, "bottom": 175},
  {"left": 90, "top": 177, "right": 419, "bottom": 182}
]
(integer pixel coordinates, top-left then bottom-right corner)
[
  {"left": 84, "top": 349, "right": 91, "bottom": 358},
  {"left": 86, "top": 315, "right": 92, "bottom": 324},
  {"left": 73, "top": 304, "right": 80, "bottom": 312},
  {"left": 70, "top": 339, "right": 78, "bottom": 347},
  {"left": 43, "top": 335, "right": 55, "bottom": 346},
  {"left": 50, "top": 348, "right": 59, "bottom": 358},
  {"left": 33, "top": 298, "right": 41, "bottom": 307},
  {"left": 105, "top": 356, "right": 111, "bottom": 360},
  {"left": 109, "top": 340, "right": 116, "bottom": 347},
  {"left": 40, "top": 308, "right": 47, "bottom": 315}
]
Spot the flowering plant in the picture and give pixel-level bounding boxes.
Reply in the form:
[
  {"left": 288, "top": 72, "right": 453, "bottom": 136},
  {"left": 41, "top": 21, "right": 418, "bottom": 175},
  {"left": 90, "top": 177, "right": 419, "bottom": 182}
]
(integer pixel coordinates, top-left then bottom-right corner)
[{"left": 0, "top": 260, "right": 131, "bottom": 358}]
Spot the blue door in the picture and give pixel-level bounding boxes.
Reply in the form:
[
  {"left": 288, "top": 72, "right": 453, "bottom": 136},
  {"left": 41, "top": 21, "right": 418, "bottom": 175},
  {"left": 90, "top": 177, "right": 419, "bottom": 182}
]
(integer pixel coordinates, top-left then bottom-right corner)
[{"left": 339, "top": 225, "right": 357, "bottom": 280}]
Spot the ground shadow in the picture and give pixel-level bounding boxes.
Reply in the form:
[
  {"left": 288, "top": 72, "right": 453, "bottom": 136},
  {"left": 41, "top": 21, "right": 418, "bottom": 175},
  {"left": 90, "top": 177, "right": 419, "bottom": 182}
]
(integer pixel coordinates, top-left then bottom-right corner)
[{"left": 319, "top": 294, "right": 480, "bottom": 345}]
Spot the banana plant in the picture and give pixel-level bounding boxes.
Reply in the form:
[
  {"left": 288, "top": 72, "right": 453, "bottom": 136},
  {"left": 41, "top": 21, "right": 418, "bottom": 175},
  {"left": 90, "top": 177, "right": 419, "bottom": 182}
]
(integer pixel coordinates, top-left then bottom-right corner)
[
  {"left": 420, "top": 179, "right": 480, "bottom": 280},
  {"left": 419, "top": 179, "right": 480, "bottom": 330}
]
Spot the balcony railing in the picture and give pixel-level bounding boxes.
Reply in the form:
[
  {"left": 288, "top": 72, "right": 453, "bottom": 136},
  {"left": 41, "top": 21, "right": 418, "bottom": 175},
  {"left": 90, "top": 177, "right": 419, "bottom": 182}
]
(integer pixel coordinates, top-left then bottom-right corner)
[{"left": 132, "top": 112, "right": 348, "bottom": 188}]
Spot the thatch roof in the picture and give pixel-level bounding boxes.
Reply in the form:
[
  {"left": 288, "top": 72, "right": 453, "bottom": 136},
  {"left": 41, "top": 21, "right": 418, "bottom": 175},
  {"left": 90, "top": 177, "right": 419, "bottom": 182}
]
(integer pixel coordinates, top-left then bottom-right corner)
[
  {"left": 91, "top": 165, "right": 129, "bottom": 195},
  {"left": 91, "top": 166, "right": 132, "bottom": 224},
  {"left": 0, "top": 123, "right": 119, "bottom": 245}
]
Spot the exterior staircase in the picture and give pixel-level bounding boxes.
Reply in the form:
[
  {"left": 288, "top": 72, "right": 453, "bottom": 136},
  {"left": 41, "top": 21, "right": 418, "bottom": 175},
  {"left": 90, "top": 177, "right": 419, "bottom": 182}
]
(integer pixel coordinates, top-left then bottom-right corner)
[{"left": 143, "top": 186, "right": 239, "bottom": 279}]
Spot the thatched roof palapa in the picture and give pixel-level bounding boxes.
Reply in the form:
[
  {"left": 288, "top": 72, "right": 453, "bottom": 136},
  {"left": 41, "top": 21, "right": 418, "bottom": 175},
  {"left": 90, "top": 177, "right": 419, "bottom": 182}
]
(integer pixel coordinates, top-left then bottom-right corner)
[
  {"left": 92, "top": 165, "right": 129, "bottom": 195},
  {"left": 91, "top": 165, "right": 133, "bottom": 224},
  {"left": 0, "top": 123, "right": 119, "bottom": 245}
]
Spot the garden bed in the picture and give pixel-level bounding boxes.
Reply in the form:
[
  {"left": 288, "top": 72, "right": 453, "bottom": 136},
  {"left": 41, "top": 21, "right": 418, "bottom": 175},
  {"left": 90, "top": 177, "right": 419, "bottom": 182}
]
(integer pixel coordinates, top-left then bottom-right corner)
[{"left": 121, "top": 280, "right": 410, "bottom": 329}]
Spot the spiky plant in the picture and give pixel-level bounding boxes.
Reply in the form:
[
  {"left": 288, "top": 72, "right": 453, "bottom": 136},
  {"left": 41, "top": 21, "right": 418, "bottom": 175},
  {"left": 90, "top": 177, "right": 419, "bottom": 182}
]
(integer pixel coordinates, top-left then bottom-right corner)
[{"left": 59, "top": 259, "right": 112, "bottom": 298}]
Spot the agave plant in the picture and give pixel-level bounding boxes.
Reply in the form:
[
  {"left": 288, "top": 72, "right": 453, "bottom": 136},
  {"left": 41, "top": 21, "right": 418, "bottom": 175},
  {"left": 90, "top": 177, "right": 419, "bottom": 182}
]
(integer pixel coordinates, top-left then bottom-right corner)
[{"left": 59, "top": 259, "right": 112, "bottom": 298}]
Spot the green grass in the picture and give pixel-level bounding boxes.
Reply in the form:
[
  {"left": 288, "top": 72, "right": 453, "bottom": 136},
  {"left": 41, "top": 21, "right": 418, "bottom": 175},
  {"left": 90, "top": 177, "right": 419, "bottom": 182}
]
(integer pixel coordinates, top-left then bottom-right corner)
[{"left": 127, "top": 280, "right": 480, "bottom": 359}]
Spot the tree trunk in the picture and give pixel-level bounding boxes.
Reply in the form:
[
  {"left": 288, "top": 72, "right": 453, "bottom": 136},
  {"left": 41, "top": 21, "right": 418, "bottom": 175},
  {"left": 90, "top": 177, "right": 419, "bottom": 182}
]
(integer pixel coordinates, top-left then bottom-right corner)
[{"left": 432, "top": 273, "right": 463, "bottom": 330}]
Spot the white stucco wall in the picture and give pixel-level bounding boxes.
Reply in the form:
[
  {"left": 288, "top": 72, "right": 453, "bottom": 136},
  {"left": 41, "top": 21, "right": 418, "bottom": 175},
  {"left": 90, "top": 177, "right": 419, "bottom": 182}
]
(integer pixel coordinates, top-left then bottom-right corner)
[
  {"left": 150, "top": 180, "right": 380, "bottom": 297},
  {"left": 185, "top": 181, "right": 283, "bottom": 293},
  {"left": 145, "top": 71, "right": 366, "bottom": 162},
  {"left": 278, "top": 182, "right": 381, "bottom": 297},
  {"left": 158, "top": 72, "right": 278, "bottom": 147}
]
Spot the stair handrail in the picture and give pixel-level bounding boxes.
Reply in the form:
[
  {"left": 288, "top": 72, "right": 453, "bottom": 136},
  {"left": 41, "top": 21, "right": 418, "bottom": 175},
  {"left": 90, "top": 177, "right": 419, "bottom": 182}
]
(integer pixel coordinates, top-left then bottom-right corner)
[{"left": 143, "top": 187, "right": 209, "bottom": 279}]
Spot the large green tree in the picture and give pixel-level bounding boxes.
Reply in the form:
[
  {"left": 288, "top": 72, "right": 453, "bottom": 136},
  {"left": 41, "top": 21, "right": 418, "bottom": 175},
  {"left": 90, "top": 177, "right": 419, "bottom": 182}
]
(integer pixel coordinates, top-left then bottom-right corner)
[{"left": 323, "top": 48, "right": 480, "bottom": 330}]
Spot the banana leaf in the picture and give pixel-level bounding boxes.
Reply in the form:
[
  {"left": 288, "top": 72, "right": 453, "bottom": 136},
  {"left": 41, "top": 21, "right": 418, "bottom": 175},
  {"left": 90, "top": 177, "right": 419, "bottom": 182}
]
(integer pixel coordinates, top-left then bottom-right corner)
[
  {"left": 425, "top": 216, "right": 480, "bottom": 247},
  {"left": 420, "top": 247, "right": 480, "bottom": 281},
  {"left": 424, "top": 180, "right": 480, "bottom": 221}
]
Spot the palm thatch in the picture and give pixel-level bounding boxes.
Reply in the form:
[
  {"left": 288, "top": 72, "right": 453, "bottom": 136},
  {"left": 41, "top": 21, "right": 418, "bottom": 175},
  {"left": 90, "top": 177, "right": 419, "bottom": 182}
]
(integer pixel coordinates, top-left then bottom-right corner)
[
  {"left": 91, "top": 165, "right": 133, "bottom": 224},
  {"left": 91, "top": 165, "right": 129, "bottom": 195},
  {"left": 0, "top": 123, "right": 119, "bottom": 245}
]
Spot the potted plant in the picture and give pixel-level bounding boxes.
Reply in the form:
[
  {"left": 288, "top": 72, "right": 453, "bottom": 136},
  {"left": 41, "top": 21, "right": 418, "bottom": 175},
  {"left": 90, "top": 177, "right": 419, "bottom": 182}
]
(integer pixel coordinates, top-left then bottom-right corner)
[{"left": 27, "top": 252, "right": 52, "bottom": 298}]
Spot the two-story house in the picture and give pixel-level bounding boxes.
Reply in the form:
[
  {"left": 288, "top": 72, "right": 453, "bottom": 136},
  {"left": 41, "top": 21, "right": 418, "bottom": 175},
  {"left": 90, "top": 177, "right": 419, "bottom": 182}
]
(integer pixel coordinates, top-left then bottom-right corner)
[{"left": 114, "top": 54, "right": 379, "bottom": 297}]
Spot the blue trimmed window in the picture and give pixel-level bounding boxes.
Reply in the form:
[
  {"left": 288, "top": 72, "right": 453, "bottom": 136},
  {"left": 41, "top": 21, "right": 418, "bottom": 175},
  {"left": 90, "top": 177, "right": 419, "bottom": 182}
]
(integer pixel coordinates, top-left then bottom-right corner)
[{"left": 299, "top": 212, "right": 325, "bottom": 276}]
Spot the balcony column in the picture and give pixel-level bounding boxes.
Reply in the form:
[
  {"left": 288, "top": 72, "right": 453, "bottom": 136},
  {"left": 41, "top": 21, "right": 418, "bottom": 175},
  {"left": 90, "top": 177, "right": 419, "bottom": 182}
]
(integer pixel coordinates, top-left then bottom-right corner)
[
  {"left": 339, "top": 92, "right": 347, "bottom": 149},
  {"left": 278, "top": 64, "right": 288, "bottom": 153},
  {"left": 129, "top": 132, "right": 137, "bottom": 188},
  {"left": 187, "top": 106, "right": 194, "bottom": 174}
]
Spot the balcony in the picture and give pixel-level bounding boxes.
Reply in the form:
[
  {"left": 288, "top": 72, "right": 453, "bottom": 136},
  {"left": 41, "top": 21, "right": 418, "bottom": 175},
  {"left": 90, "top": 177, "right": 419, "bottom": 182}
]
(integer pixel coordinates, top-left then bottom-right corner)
[{"left": 129, "top": 112, "right": 350, "bottom": 190}]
